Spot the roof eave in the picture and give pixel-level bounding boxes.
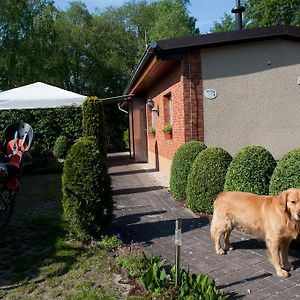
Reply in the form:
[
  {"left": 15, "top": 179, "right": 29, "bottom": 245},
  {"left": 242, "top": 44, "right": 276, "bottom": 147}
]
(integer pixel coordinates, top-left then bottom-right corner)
[{"left": 123, "top": 42, "right": 157, "bottom": 95}]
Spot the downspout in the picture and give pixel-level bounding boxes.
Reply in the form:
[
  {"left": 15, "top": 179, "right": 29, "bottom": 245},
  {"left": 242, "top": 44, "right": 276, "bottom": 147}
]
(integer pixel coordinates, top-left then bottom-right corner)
[
  {"left": 188, "top": 50, "right": 193, "bottom": 141},
  {"left": 118, "top": 102, "right": 128, "bottom": 114}
]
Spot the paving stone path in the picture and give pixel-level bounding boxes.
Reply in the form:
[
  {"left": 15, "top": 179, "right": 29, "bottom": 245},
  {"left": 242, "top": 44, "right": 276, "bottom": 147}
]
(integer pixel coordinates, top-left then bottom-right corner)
[{"left": 110, "top": 153, "right": 300, "bottom": 300}]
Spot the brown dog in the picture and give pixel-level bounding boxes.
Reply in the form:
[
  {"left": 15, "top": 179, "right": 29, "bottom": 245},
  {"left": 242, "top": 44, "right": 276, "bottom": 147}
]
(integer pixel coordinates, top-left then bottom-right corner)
[{"left": 210, "top": 188, "right": 300, "bottom": 277}]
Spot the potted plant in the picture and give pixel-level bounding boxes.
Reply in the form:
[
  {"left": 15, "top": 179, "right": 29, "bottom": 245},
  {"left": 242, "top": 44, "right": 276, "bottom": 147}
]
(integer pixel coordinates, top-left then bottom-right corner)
[
  {"left": 163, "top": 124, "right": 172, "bottom": 139},
  {"left": 147, "top": 127, "right": 156, "bottom": 137}
]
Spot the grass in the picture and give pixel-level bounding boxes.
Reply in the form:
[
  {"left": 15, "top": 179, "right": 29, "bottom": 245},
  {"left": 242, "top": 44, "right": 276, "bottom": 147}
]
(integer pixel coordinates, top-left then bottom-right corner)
[{"left": 0, "top": 173, "right": 125, "bottom": 299}]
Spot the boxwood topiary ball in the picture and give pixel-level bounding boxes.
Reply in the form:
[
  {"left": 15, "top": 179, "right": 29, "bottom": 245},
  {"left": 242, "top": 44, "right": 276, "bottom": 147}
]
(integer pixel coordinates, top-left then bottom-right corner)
[
  {"left": 269, "top": 148, "right": 300, "bottom": 195},
  {"left": 186, "top": 147, "right": 232, "bottom": 213},
  {"left": 224, "top": 145, "right": 276, "bottom": 195},
  {"left": 169, "top": 141, "right": 207, "bottom": 201}
]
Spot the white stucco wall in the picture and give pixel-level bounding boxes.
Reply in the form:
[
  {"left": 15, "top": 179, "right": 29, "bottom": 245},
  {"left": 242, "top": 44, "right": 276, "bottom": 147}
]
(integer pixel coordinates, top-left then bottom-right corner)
[{"left": 201, "top": 39, "right": 300, "bottom": 159}]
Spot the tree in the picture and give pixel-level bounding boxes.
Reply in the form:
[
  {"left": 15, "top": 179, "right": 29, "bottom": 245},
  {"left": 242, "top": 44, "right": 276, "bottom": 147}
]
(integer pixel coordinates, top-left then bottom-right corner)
[
  {"left": 148, "top": 0, "right": 199, "bottom": 41},
  {"left": 210, "top": 0, "right": 300, "bottom": 33},
  {"left": 244, "top": 0, "right": 300, "bottom": 27},
  {"left": 53, "top": 2, "right": 93, "bottom": 94},
  {"left": 210, "top": 13, "right": 235, "bottom": 33},
  {"left": 0, "top": 0, "right": 200, "bottom": 151},
  {"left": 0, "top": 0, "right": 57, "bottom": 90}
]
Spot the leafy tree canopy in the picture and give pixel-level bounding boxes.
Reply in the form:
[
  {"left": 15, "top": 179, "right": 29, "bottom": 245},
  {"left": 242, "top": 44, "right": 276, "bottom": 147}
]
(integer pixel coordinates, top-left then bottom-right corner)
[
  {"left": 210, "top": 0, "right": 300, "bottom": 33},
  {"left": 0, "top": 0, "right": 199, "bottom": 150}
]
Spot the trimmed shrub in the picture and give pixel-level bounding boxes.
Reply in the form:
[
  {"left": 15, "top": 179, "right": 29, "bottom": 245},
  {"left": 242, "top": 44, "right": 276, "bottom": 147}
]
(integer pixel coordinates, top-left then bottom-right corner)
[
  {"left": 169, "top": 141, "right": 207, "bottom": 200},
  {"left": 53, "top": 135, "right": 70, "bottom": 159},
  {"left": 82, "top": 96, "right": 107, "bottom": 156},
  {"left": 62, "top": 137, "right": 113, "bottom": 241},
  {"left": 269, "top": 149, "right": 300, "bottom": 195},
  {"left": 224, "top": 145, "right": 276, "bottom": 195},
  {"left": 186, "top": 147, "right": 232, "bottom": 213}
]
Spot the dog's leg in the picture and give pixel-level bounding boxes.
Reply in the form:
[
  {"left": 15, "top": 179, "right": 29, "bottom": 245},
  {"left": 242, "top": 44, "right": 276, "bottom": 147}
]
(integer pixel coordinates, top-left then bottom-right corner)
[
  {"left": 280, "top": 239, "right": 293, "bottom": 271},
  {"left": 266, "top": 238, "right": 289, "bottom": 277},
  {"left": 224, "top": 228, "right": 234, "bottom": 251},
  {"left": 214, "top": 229, "right": 226, "bottom": 254},
  {"left": 211, "top": 211, "right": 226, "bottom": 254}
]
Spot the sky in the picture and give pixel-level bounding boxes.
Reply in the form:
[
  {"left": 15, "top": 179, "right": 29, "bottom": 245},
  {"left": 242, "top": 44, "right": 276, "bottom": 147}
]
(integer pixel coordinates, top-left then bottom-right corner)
[{"left": 53, "top": 0, "right": 235, "bottom": 34}]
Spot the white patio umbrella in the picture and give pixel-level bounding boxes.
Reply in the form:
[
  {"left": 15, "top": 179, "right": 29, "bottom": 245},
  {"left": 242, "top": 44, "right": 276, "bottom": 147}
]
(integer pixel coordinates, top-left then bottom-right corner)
[{"left": 0, "top": 82, "right": 87, "bottom": 110}]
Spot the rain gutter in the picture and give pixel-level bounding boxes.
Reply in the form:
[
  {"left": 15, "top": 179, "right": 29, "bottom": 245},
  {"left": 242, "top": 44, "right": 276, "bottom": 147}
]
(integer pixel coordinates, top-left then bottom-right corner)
[{"left": 123, "top": 42, "right": 157, "bottom": 95}]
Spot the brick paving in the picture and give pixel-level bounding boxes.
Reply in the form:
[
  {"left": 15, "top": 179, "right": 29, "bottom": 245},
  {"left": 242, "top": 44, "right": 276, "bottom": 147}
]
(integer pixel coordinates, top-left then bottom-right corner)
[{"left": 109, "top": 153, "right": 300, "bottom": 299}]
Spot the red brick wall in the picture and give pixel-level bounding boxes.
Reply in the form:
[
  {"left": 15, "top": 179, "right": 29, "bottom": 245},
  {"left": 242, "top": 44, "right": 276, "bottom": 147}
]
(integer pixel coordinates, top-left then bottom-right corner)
[
  {"left": 146, "top": 48, "right": 203, "bottom": 163},
  {"left": 182, "top": 49, "right": 204, "bottom": 142}
]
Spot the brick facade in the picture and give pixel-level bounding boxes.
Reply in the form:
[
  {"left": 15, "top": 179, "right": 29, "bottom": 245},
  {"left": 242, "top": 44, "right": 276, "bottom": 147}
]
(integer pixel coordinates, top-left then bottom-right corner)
[{"left": 145, "top": 49, "right": 203, "bottom": 176}]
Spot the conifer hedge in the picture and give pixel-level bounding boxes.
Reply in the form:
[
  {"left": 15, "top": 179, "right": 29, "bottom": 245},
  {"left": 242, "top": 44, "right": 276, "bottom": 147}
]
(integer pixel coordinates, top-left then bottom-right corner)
[
  {"left": 224, "top": 146, "right": 276, "bottom": 195},
  {"left": 169, "top": 141, "right": 207, "bottom": 201},
  {"left": 186, "top": 147, "right": 232, "bottom": 213},
  {"left": 82, "top": 96, "right": 107, "bottom": 156},
  {"left": 0, "top": 106, "right": 82, "bottom": 155},
  {"left": 62, "top": 137, "right": 113, "bottom": 241}
]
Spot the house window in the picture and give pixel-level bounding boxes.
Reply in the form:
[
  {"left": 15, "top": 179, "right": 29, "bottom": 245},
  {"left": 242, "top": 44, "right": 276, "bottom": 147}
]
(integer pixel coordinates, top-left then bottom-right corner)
[{"left": 164, "top": 93, "right": 172, "bottom": 125}]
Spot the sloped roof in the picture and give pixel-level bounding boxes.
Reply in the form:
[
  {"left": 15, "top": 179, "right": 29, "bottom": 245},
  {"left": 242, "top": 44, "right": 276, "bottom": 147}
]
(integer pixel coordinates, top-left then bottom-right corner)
[{"left": 124, "top": 25, "right": 300, "bottom": 95}]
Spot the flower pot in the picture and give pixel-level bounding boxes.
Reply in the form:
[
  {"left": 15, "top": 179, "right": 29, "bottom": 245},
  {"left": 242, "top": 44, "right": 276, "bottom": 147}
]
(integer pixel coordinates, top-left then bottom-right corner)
[
  {"left": 164, "top": 132, "right": 172, "bottom": 139},
  {"left": 148, "top": 132, "right": 156, "bottom": 138}
]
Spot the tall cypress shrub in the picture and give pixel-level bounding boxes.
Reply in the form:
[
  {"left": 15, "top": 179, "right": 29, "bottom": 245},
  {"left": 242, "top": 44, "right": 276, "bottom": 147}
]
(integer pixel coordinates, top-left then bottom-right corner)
[
  {"left": 82, "top": 96, "right": 107, "bottom": 156},
  {"left": 62, "top": 137, "right": 113, "bottom": 241}
]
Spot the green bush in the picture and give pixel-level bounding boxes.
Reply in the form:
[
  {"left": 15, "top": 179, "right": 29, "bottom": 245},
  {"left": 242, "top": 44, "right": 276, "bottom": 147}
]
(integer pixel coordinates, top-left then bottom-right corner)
[
  {"left": 82, "top": 96, "right": 107, "bottom": 156},
  {"left": 123, "top": 128, "right": 129, "bottom": 150},
  {"left": 0, "top": 106, "right": 82, "bottom": 155},
  {"left": 224, "top": 145, "right": 276, "bottom": 195},
  {"left": 53, "top": 135, "right": 70, "bottom": 159},
  {"left": 186, "top": 147, "right": 232, "bottom": 213},
  {"left": 169, "top": 141, "right": 207, "bottom": 200},
  {"left": 269, "top": 148, "right": 300, "bottom": 195},
  {"left": 62, "top": 137, "right": 113, "bottom": 241}
]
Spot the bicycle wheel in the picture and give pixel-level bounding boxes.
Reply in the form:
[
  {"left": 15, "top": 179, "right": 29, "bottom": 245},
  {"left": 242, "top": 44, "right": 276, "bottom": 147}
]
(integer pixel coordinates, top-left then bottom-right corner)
[{"left": 0, "top": 189, "right": 16, "bottom": 233}]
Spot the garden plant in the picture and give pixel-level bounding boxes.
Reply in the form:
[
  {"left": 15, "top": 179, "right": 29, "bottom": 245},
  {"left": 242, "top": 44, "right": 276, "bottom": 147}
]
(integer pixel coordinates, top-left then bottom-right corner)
[
  {"left": 224, "top": 145, "right": 276, "bottom": 195},
  {"left": 269, "top": 148, "right": 300, "bottom": 195},
  {"left": 170, "top": 141, "right": 207, "bottom": 201},
  {"left": 62, "top": 137, "right": 113, "bottom": 241},
  {"left": 186, "top": 147, "right": 232, "bottom": 213},
  {"left": 53, "top": 135, "right": 71, "bottom": 160},
  {"left": 82, "top": 96, "right": 107, "bottom": 156}
]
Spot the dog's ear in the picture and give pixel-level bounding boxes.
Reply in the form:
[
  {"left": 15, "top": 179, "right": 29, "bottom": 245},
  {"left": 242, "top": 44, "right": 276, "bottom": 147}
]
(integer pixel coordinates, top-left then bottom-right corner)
[{"left": 279, "top": 190, "right": 288, "bottom": 212}]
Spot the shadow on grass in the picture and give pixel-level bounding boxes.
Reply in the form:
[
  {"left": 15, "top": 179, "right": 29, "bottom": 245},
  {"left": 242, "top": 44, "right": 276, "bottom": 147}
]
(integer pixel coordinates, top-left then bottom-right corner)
[{"left": 0, "top": 174, "right": 84, "bottom": 288}]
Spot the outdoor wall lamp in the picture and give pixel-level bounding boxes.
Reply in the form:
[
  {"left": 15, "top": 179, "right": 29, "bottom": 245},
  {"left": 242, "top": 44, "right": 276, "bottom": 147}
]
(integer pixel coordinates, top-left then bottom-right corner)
[
  {"left": 146, "top": 99, "right": 154, "bottom": 108},
  {"left": 152, "top": 106, "right": 159, "bottom": 116}
]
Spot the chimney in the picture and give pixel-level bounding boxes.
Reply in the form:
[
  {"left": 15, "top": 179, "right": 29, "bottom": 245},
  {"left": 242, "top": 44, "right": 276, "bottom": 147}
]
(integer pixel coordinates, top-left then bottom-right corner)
[{"left": 231, "top": 0, "right": 245, "bottom": 30}]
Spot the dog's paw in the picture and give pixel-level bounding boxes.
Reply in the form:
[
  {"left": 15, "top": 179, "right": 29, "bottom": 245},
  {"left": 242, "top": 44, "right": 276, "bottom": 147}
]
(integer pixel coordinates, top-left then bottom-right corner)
[
  {"left": 276, "top": 269, "right": 289, "bottom": 277},
  {"left": 216, "top": 248, "right": 226, "bottom": 255},
  {"left": 224, "top": 245, "right": 234, "bottom": 251},
  {"left": 282, "top": 262, "right": 293, "bottom": 271}
]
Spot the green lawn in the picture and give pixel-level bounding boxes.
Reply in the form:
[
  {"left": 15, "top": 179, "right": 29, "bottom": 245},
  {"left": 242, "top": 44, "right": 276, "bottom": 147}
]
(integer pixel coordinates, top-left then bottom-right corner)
[{"left": 0, "top": 174, "right": 125, "bottom": 299}]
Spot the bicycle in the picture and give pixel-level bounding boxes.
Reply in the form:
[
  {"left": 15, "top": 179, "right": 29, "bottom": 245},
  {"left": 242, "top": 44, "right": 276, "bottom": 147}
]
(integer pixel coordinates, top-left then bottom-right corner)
[{"left": 0, "top": 122, "right": 34, "bottom": 233}]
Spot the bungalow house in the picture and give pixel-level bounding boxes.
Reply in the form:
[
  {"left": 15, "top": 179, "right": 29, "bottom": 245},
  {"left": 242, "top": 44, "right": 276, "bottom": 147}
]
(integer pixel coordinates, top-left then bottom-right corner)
[{"left": 121, "top": 25, "right": 300, "bottom": 179}]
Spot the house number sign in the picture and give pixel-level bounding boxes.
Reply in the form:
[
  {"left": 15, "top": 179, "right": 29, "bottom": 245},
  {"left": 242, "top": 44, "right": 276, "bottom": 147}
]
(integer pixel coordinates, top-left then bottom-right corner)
[{"left": 204, "top": 89, "right": 217, "bottom": 100}]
